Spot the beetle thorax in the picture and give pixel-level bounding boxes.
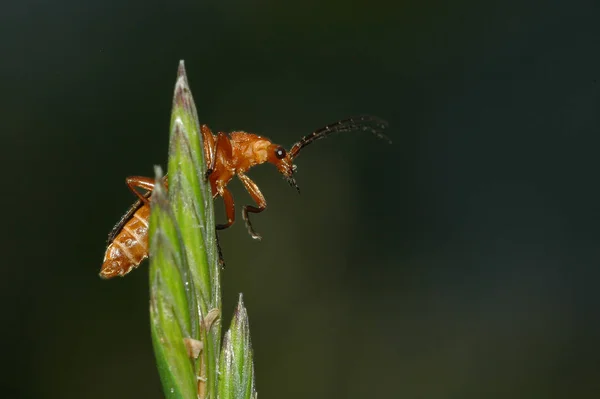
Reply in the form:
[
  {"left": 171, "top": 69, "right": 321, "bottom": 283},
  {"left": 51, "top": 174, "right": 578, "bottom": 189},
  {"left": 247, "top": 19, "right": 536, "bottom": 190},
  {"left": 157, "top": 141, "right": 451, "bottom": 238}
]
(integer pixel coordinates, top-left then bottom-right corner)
[{"left": 230, "top": 132, "right": 272, "bottom": 172}]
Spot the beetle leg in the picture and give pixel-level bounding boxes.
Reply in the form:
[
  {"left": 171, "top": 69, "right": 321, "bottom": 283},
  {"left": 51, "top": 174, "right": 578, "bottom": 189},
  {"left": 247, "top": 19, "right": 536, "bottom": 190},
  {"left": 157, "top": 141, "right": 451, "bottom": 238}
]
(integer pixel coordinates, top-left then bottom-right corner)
[
  {"left": 206, "top": 132, "right": 233, "bottom": 181},
  {"left": 216, "top": 186, "right": 236, "bottom": 230},
  {"left": 237, "top": 172, "right": 267, "bottom": 240},
  {"left": 201, "top": 125, "right": 216, "bottom": 180},
  {"left": 216, "top": 232, "right": 226, "bottom": 268},
  {"left": 126, "top": 176, "right": 156, "bottom": 204}
]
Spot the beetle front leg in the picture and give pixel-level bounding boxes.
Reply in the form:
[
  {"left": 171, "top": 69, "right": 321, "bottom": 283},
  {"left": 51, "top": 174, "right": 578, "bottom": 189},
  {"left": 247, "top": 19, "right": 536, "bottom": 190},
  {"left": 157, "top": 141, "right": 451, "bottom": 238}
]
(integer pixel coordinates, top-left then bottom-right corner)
[
  {"left": 237, "top": 172, "right": 267, "bottom": 240},
  {"left": 201, "top": 125, "right": 216, "bottom": 181},
  {"left": 216, "top": 186, "right": 235, "bottom": 230}
]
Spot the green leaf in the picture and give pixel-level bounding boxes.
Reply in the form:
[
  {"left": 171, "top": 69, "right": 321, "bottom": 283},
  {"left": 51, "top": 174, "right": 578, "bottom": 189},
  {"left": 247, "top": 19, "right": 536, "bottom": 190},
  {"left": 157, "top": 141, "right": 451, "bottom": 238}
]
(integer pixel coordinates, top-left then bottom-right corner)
[
  {"left": 149, "top": 167, "right": 197, "bottom": 399},
  {"left": 168, "top": 61, "right": 220, "bottom": 315},
  {"left": 149, "top": 61, "right": 222, "bottom": 399},
  {"left": 219, "top": 294, "right": 257, "bottom": 399}
]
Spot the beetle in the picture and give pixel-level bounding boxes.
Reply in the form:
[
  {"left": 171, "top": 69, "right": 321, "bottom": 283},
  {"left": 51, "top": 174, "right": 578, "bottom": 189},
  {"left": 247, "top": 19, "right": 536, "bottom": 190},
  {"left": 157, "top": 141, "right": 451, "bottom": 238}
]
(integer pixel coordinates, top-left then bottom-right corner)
[{"left": 100, "top": 115, "right": 389, "bottom": 279}]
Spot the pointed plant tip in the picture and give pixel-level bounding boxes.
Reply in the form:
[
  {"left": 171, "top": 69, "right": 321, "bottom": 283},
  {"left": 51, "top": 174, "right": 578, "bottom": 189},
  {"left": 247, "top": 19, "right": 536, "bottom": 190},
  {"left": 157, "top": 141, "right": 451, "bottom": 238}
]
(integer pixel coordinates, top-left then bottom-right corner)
[
  {"left": 177, "top": 60, "right": 186, "bottom": 78},
  {"left": 172, "top": 61, "right": 192, "bottom": 110},
  {"left": 235, "top": 293, "right": 247, "bottom": 317},
  {"left": 219, "top": 293, "right": 256, "bottom": 399},
  {"left": 151, "top": 165, "right": 169, "bottom": 210},
  {"left": 172, "top": 77, "right": 195, "bottom": 114},
  {"left": 152, "top": 166, "right": 166, "bottom": 194},
  {"left": 154, "top": 165, "right": 165, "bottom": 181}
]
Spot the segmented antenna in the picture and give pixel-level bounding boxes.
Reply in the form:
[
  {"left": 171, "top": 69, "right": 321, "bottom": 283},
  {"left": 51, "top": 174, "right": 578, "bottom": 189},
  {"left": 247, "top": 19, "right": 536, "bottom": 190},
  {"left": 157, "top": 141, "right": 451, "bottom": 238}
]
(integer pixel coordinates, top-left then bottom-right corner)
[{"left": 289, "top": 115, "right": 390, "bottom": 158}]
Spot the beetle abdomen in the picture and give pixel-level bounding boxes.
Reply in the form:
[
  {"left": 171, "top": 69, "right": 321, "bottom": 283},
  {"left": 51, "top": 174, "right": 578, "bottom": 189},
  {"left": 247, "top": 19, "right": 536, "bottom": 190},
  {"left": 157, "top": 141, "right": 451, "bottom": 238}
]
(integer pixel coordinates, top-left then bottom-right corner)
[{"left": 100, "top": 205, "right": 150, "bottom": 279}]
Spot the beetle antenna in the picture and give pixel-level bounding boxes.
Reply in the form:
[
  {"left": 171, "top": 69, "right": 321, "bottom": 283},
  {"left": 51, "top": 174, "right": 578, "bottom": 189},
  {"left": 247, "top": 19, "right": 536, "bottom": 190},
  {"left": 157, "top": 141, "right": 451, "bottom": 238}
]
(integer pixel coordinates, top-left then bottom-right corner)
[{"left": 289, "top": 115, "right": 390, "bottom": 159}]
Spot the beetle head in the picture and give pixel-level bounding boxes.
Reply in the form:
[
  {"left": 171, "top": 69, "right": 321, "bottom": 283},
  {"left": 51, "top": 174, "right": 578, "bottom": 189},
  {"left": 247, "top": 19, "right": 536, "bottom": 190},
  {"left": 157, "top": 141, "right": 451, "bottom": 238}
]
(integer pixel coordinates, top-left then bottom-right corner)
[{"left": 267, "top": 144, "right": 299, "bottom": 192}]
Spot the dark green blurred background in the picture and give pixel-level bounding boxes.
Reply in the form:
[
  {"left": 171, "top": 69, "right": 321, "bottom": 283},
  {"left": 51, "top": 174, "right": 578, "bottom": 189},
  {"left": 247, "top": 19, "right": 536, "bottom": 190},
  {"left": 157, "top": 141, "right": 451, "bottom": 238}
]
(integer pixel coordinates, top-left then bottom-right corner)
[{"left": 1, "top": 0, "right": 599, "bottom": 398}]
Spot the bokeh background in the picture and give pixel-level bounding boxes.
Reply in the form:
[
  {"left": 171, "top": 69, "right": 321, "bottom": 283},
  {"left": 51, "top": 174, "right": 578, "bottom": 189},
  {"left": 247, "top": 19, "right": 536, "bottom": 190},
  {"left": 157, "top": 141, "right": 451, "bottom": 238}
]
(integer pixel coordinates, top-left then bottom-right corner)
[{"left": 1, "top": 1, "right": 599, "bottom": 398}]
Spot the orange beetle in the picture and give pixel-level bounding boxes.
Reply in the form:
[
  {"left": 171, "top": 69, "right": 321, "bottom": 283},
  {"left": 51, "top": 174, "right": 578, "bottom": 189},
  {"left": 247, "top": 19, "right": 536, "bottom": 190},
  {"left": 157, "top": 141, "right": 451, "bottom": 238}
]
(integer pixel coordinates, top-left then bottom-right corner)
[{"left": 100, "top": 115, "right": 389, "bottom": 278}]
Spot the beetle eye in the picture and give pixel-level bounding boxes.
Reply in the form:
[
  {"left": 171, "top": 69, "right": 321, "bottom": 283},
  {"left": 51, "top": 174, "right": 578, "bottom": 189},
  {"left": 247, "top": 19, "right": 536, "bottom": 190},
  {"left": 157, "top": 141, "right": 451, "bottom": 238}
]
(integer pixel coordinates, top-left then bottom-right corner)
[{"left": 275, "top": 147, "right": 286, "bottom": 159}]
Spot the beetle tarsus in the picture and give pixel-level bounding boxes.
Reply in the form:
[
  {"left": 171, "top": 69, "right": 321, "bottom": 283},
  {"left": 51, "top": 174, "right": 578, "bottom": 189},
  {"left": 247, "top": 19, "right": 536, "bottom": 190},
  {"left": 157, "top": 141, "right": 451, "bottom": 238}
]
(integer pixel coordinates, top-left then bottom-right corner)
[
  {"left": 216, "top": 232, "right": 226, "bottom": 268},
  {"left": 242, "top": 206, "right": 263, "bottom": 240}
]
